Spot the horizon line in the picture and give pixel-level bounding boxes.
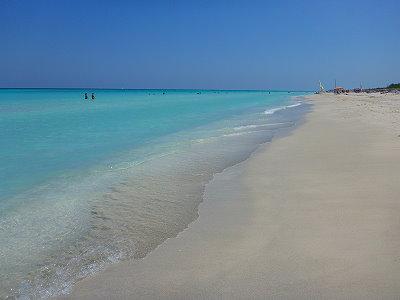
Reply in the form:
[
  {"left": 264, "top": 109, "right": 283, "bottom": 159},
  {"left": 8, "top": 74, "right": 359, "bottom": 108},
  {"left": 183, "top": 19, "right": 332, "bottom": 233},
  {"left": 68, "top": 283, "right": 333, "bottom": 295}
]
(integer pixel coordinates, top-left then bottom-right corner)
[{"left": 0, "top": 87, "right": 313, "bottom": 92}]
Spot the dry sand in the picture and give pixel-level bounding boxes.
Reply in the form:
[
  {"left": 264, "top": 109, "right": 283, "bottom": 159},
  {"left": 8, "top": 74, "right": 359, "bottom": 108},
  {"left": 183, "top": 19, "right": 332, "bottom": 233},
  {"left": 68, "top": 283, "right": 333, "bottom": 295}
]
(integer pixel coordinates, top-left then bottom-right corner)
[{"left": 66, "top": 93, "right": 400, "bottom": 299}]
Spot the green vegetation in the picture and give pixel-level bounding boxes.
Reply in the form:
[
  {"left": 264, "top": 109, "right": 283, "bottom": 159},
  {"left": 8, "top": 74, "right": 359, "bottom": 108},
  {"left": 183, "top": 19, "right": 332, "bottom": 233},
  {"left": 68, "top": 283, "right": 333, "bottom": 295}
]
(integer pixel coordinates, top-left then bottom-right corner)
[{"left": 387, "top": 83, "right": 400, "bottom": 89}]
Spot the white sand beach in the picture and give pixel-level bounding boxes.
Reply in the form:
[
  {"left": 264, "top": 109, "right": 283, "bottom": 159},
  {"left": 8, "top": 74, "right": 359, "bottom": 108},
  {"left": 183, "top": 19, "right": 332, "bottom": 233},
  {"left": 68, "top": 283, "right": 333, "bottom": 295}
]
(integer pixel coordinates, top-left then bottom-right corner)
[{"left": 65, "top": 92, "right": 400, "bottom": 299}]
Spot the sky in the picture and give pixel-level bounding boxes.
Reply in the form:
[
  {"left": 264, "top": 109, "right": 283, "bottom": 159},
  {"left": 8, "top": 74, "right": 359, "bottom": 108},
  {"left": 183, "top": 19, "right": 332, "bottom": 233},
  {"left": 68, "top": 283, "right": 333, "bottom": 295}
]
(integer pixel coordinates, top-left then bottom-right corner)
[{"left": 0, "top": 0, "right": 399, "bottom": 90}]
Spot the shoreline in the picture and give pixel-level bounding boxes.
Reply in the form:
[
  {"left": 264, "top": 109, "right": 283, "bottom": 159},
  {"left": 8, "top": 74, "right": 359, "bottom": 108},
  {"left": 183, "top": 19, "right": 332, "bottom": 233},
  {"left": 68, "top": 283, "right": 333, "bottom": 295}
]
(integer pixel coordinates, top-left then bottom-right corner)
[
  {"left": 65, "top": 92, "right": 400, "bottom": 299},
  {"left": 1, "top": 91, "right": 308, "bottom": 299}
]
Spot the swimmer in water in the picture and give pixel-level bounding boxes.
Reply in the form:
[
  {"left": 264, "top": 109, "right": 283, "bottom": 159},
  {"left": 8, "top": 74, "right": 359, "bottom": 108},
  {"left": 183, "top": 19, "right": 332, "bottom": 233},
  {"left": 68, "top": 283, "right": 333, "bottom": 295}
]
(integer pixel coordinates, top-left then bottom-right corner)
[
  {"left": 84, "top": 93, "right": 88, "bottom": 100},
  {"left": 91, "top": 93, "right": 95, "bottom": 100}
]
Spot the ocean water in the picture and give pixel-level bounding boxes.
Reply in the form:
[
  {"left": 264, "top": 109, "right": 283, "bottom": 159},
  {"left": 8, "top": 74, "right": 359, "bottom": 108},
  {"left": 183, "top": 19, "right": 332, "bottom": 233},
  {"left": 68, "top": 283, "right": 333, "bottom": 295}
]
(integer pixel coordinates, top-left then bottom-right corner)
[{"left": 0, "top": 89, "right": 310, "bottom": 298}]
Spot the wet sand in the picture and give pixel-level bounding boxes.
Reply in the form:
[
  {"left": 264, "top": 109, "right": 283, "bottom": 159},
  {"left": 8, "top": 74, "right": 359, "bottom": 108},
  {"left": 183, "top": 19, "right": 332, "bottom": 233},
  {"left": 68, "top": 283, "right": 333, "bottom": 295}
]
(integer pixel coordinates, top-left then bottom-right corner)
[{"left": 66, "top": 93, "right": 400, "bottom": 299}]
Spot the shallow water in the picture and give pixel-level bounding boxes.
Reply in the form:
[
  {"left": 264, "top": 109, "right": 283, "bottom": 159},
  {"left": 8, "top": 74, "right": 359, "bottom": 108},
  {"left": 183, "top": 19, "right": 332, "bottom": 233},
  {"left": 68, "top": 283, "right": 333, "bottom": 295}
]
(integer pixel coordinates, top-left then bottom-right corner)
[{"left": 0, "top": 89, "right": 310, "bottom": 298}]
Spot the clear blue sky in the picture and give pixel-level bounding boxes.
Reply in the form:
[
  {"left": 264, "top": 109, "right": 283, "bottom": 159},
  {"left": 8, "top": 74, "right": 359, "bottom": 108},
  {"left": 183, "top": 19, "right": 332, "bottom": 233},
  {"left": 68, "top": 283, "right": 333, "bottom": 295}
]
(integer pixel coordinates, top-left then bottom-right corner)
[{"left": 1, "top": 0, "right": 399, "bottom": 90}]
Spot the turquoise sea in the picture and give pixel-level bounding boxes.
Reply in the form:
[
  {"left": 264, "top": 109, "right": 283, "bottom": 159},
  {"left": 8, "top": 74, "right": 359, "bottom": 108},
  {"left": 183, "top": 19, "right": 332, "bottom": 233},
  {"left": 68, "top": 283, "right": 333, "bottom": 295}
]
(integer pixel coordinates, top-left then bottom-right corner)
[{"left": 0, "top": 89, "right": 310, "bottom": 298}]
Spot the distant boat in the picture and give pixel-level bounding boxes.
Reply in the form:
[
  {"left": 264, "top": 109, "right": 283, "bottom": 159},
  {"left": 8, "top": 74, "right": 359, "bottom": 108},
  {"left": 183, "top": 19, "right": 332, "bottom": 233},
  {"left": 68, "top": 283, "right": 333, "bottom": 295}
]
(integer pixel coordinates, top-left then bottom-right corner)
[{"left": 318, "top": 81, "right": 325, "bottom": 93}]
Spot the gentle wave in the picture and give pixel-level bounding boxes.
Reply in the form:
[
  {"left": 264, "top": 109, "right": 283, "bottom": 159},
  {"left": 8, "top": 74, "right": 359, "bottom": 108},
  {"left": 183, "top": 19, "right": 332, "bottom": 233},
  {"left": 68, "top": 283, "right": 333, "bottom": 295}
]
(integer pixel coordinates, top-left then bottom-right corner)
[
  {"left": 233, "top": 122, "right": 292, "bottom": 131},
  {"left": 222, "top": 129, "right": 272, "bottom": 138},
  {"left": 264, "top": 102, "right": 302, "bottom": 115}
]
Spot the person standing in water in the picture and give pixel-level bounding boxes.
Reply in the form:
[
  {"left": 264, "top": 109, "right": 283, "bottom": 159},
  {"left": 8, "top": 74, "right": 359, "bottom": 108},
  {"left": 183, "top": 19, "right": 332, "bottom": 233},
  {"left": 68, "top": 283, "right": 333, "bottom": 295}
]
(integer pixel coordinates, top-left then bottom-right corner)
[
  {"left": 84, "top": 93, "right": 88, "bottom": 100},
  {"left": 91, "top": 93, "right": 95, "bottom": 100}
]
